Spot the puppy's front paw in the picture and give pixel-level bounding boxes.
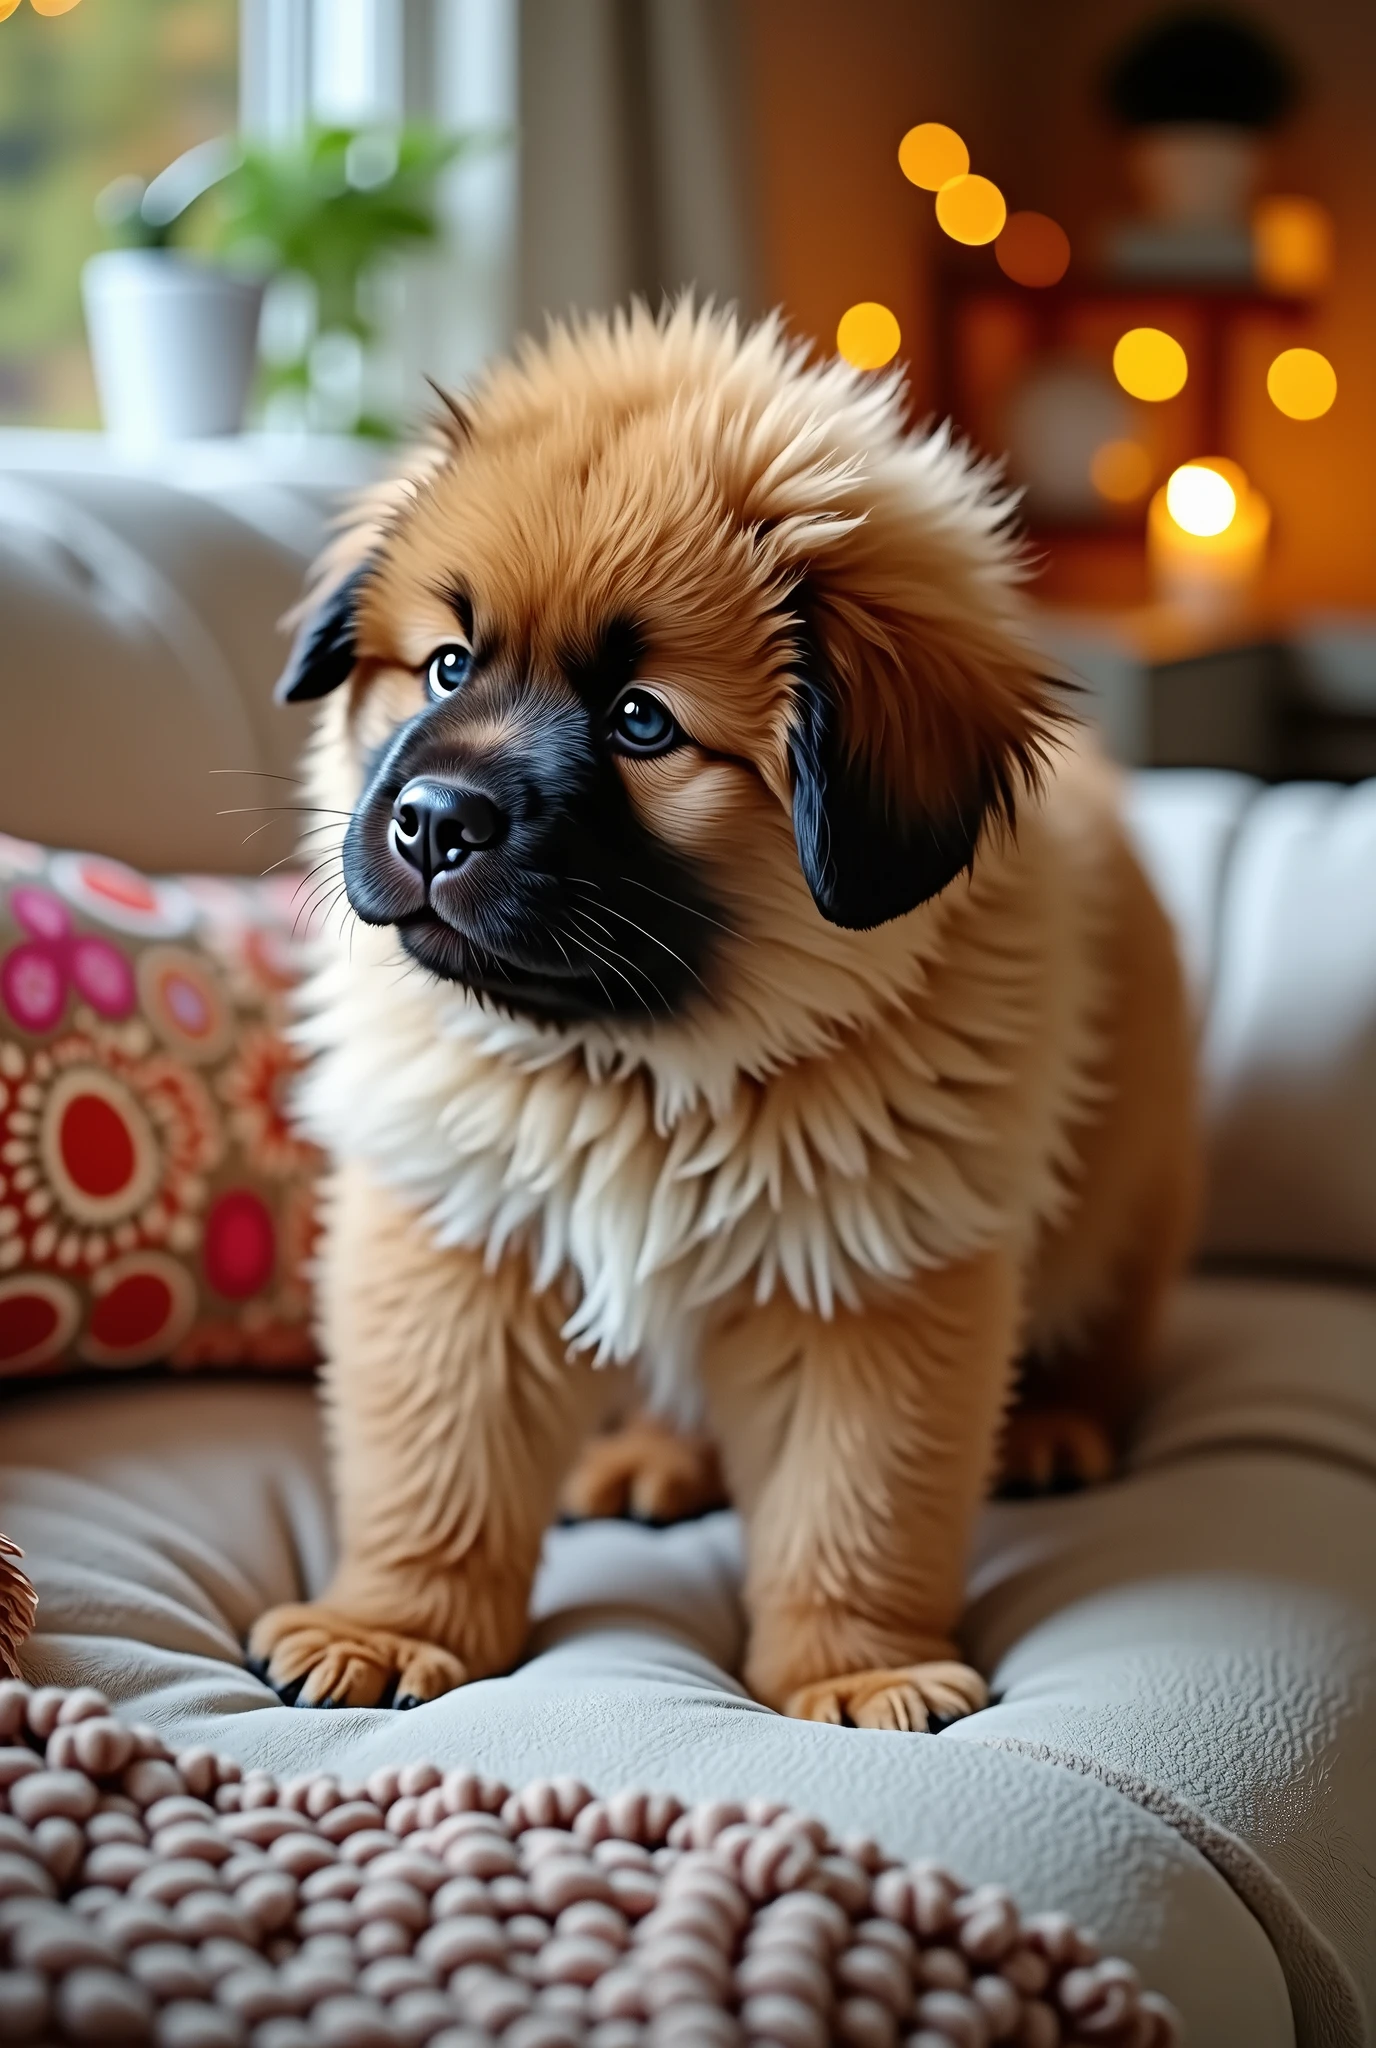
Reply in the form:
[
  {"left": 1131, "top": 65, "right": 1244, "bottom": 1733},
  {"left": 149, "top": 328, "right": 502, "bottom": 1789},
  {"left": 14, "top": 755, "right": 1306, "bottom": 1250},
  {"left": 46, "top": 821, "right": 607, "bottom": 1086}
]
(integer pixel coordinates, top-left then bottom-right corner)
[
  {"left": 247, "top": 1602, "right": 467, "bottom": 1710},
  {"left": 783, "top": 1660, "right": 988, "bottom": 1732}
]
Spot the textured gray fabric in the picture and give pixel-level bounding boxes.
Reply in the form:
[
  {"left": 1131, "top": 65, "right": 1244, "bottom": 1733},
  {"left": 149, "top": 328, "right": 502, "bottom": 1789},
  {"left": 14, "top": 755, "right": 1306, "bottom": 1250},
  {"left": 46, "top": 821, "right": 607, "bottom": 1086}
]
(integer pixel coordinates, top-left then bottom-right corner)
[{"left": 5, "top": 1276, "right": 1376, "bottom": 2044}]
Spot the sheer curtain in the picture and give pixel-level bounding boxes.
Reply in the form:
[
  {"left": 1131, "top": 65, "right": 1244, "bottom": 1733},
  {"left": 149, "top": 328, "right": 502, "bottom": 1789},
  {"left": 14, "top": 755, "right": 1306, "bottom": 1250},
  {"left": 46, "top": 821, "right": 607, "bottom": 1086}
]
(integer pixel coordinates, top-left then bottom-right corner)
[{"left": 518, "top": 0, "right": 760, "bottom": 331}]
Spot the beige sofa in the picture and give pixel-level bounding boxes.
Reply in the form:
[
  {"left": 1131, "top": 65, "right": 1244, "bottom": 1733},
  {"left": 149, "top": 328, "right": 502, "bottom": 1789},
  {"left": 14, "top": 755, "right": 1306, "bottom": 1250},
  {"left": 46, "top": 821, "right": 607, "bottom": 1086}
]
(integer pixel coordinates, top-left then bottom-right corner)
[{"left": 1, "top": 447, "right": 1374, "bottom": 2047}]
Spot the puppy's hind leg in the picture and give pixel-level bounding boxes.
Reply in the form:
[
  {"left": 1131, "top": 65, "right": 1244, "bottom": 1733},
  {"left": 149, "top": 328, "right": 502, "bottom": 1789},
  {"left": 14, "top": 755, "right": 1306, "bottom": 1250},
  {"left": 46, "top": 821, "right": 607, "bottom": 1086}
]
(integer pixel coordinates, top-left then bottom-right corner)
[
  {"left": 561, "top": 1411, "right": 726, "bottom": 1524},
  {"left": 249, "top": 1163, "right": 614, "bottom": 1709}
]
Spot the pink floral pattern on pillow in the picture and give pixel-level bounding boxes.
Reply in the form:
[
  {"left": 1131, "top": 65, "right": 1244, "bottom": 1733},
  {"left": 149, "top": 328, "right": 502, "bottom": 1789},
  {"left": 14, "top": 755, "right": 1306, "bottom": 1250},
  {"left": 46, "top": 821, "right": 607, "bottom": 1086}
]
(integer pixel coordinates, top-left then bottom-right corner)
[{"left": 0, "top": 838, "right": 321, "bottom": 1376}]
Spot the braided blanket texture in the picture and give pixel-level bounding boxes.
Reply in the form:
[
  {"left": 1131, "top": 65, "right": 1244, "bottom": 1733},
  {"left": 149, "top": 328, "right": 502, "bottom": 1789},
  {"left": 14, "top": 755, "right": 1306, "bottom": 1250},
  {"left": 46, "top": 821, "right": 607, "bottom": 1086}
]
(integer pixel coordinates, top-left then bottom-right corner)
[{"left": 0, "top": 1682, "right": 1181, "bottom": 2047}]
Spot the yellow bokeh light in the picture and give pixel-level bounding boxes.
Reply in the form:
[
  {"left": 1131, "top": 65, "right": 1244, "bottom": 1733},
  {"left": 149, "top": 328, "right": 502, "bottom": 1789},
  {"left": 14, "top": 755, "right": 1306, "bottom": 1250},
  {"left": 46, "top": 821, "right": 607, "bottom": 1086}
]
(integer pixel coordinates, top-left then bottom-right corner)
[
  {"left": 837, "top": 302, "right": 901, "bottom": 371},
  {"left": 935, "top": 174, "right": 1007, "bottom": 247},
  {"left": 1112, "top": 328, "right": 1188, "bottom": 402},
  {"left": 29, "top": 0, "right": 84, "bottom": 13},
  {"left": 1166, "top": 463, "right": 1237, "bottom": 537},
  {"left": 1253, "top": 196, "right": 1334, "bottom": 297},
  {"left": 0, "top": 1, "right": 23, "bottom": 20},
  {"left": 1090, "top": 440, "right": 1154, "bottom": 504},
  {"left": 1267, "top": 346, "right": 1337, "bottom": 420},
  {"left": 898, "top": 123, "right": 969, "bottom": 192}
]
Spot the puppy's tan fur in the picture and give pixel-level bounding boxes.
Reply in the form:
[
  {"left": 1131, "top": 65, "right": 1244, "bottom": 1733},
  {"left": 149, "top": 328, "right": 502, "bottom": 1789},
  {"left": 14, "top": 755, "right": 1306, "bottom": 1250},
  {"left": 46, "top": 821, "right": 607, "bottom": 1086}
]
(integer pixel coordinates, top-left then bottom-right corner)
[{"left": 252, "top": 304, "right": 1197, "bottom": 1729}]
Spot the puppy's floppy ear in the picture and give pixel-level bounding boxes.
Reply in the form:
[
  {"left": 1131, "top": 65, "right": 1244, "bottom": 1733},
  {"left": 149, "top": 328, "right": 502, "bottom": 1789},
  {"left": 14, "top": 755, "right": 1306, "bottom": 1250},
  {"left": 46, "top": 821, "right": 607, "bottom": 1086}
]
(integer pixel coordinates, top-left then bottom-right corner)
[
  {"left": 275, "top": 560, "right": 373, "bottom": 704},
  {"left": 785, "top": 594, "right": 1061, "bottom": 931},
  {"left": 788, "top": 634, "right": 987, "bottom": 929}
]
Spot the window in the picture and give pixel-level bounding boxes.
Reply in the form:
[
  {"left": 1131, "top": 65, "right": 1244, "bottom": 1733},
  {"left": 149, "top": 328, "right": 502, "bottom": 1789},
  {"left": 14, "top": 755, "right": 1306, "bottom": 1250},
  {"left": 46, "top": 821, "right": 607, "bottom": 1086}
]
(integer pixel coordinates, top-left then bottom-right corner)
[
  {"left": 0, "top": 0, "right": 237, "bottom": 426},
  {"left": 0, "top": 0, "right": 515, "bottom": 432}
]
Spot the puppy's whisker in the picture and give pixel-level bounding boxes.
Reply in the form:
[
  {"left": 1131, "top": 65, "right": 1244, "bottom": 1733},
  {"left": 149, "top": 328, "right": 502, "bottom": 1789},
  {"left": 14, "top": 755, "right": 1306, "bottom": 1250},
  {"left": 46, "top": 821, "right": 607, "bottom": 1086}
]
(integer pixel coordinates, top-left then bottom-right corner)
[
  {"left": 289, "top": 854, "right": 345, "bottom": 905},
  {"left": 567, "top": 929, "right": 652, "bottom": 1016},
  {"left": 210, "top": 769, "right": 306, "bottom": 784},
  {"left": 565, "top": 913, "right": 663, "bottom": 1015},
  {"left": 294, "top": 875, "right": 347, "bottom": 937},
  {"left": 217, "top": 804, "right": 355, "bottom": 820},
  {"left": 612, "top": 874, "right": 751, "bottom": 945},
  {"left": 567, "top": 883, "right": 708, "bottom": 990},
  {"left": 259, "top": 830, "right": 347, "bottom": 880}
]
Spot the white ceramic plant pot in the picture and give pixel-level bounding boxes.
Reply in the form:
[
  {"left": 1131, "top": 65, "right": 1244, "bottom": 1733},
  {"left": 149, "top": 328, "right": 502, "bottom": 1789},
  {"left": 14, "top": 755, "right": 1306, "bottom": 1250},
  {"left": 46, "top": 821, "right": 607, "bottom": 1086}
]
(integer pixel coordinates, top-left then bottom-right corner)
[
  {"left": 82, "top": 249, "right": 263, "bottom": 444},
  {"left": 1129, "top": 125, "right": 1263, "bottom": 228}
]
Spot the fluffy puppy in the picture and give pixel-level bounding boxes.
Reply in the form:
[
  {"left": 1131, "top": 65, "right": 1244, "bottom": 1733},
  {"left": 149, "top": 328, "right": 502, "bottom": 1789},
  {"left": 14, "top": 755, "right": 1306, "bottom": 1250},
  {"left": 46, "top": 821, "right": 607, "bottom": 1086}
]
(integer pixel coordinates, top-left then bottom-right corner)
[{"left": 249, "top": 302, "right": 1197, "bottom": 1730}]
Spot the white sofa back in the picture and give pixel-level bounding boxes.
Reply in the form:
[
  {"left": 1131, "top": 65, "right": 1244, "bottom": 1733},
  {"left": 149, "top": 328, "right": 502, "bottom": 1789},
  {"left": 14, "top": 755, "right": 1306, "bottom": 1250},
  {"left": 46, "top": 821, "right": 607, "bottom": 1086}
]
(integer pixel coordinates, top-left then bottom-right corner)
[{"left": 2, "top": 453, "right": 1373, "bottom": 1282}]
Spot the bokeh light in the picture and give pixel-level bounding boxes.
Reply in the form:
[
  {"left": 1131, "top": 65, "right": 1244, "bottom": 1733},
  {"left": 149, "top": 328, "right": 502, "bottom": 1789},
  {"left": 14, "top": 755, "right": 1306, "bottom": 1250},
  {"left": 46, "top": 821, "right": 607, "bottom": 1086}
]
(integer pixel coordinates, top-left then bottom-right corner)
[
  {"left": 898, "top": 124, "right": 969, "bottom": 191},
  {"left": 995, "top": 212, "right": 1071, "bottom": 287},
  {"left": 1166, "top": 463, "right": 1237, "bottom": 537},
  {"left": 1112, "top": 327, "right": 1188, "bottom": 401},
  {"left": 29, "top": 0, "right": 85, "bottom": 13},
  {"left": 1266, "top": 346, "right": 1337, "bottom": 420},
  {"left": 0, "top": 1, "right": 23, "bottom": 20},
  {"left": 935, "top": 174, "right": 1007, "bottom": 247},
  {"left": 1253, "top": 196, "right": 1334, "bottom": 297},
  {"left": 1090, "top": 439, "right": 1154, "bottom": 504},
  {"left": 837, "top": 302, "right": 901, "bottom": 371}
]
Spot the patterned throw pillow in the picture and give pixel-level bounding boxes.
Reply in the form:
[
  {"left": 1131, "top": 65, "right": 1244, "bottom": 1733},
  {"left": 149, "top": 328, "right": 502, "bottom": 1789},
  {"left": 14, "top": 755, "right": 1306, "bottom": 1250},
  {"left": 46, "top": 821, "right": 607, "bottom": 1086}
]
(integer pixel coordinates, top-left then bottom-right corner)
[{"left": 0, "top": 833, "right": 321, "bottom": 1377}]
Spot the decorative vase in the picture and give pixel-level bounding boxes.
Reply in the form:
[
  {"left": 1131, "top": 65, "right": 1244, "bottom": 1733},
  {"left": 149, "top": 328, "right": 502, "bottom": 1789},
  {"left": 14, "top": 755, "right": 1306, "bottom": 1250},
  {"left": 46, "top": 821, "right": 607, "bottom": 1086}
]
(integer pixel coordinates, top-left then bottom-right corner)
[{"left": 81, "top": 249, "right": 264, "bottom": 444}]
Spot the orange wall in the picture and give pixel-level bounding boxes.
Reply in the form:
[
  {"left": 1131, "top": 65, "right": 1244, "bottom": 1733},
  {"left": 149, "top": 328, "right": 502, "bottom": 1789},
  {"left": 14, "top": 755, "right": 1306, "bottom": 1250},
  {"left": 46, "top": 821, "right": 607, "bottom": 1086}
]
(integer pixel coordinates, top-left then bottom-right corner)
[{"left": 743, "top": 0, "right": 1376, "bottom": 613}]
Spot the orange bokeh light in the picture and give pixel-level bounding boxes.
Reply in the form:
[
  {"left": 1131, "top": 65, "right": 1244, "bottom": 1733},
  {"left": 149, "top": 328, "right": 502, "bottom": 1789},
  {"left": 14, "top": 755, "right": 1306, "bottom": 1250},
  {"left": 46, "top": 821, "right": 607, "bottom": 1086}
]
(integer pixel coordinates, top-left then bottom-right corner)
[
  {"left": 1267, "top": 347, "right": 1337, "bottom": 420},
  {"left": 935, "top": 174, "right": 1007, "bottom": 247},
  {"left": 1253, "top": 196, "right": 1334, "bottom": 297},
  {"left": 1090, "top": 440, "right": 1153, "bottom": 504},
  {"left": 995, "top": 212, "right": 1071, "bottom": 287},
  {"left": 837, "top": 302, "right": 901, "bottom": 371},
  {"left": 0, "top": 1, "right": 23, "bottom": 19},
  {"left": 898, "top": 123, "right": 969, "bottom": 192},
  {"left": 29, "top": 0, "right": 84, "bottom": 13},
  {"left": 1113, "top": 327, "right": 1188, "bottom": 402}
]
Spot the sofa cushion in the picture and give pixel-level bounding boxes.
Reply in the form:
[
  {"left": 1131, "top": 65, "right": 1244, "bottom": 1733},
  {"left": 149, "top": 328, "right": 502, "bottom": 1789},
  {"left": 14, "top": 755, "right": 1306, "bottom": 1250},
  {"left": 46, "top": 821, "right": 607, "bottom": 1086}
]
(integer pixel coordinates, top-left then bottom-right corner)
[
  {"left": 0, "top": 835, "right": 320, "bottom": 1376},
  {"left": 6, "top": 1272, "right": 1376, "bottom": 2043}
]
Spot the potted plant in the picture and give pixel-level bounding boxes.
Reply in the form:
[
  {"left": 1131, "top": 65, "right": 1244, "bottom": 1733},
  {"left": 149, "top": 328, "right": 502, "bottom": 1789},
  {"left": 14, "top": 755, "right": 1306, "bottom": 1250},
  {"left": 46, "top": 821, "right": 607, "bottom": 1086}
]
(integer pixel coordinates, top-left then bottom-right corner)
[
  {"left": 83, "top": 122, "right": 488, "bottom": 445},
  {"left": 83, "top": 138, "right": 265, "bottom": 444}
]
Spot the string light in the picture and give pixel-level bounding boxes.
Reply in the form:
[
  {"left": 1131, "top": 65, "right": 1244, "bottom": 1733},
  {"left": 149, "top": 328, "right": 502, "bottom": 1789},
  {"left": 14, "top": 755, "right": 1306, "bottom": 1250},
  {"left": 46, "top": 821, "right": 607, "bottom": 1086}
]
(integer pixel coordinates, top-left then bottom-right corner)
[
  {"left": 837, "top": 303, "right": 901, "bottom": 370},
  {"left": 935, "top": 175, "right": 1007, "bottom": 246},
  {"left": 1266, "top": 347, "right": 1337, "bottom": 419},
  {"left": 1112, "top": 327, "right": 1188, "bottom": 401},
  {"left": 899, "top": 124, "right": 969, "bottom": 191}
]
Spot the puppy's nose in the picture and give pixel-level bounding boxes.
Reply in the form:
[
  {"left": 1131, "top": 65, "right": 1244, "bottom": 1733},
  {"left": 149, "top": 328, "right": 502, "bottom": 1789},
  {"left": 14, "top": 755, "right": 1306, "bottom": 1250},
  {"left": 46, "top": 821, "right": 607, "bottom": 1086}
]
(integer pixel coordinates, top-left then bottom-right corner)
[{"left": 391, "top": 779, "right": 505, "bottom": 876}]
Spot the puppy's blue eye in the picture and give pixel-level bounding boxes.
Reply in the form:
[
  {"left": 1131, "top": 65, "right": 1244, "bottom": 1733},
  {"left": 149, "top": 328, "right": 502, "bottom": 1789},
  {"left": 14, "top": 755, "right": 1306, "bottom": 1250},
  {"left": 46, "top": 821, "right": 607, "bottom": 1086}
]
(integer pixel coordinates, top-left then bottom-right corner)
[
  {"left": 611, "top": 690, "right": 679, "bottom": 756},
  {"left": 427, "top": 645, "right": 472, "bottom": 698}
]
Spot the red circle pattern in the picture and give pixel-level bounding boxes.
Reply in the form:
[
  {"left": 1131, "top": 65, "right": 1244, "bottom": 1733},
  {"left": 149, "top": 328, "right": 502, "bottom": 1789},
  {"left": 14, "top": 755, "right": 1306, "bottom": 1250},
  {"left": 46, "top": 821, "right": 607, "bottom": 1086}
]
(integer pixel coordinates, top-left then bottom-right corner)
[
  {"left": 204, "top": 1188, "right": 277, "bottom": 1300},
  {"left": 2, "top": 848, "right": 318, "bottom": 1374},
  {"left": 58, "top": 1090, "right": 137, "bottom": 1201}
]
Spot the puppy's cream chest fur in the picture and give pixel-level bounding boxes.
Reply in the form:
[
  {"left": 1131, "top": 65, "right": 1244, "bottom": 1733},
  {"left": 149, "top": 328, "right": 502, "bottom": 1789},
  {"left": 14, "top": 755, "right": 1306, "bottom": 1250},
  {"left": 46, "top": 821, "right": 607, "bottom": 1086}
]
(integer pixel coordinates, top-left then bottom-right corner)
[{"left": 297, "top": 786, "right": 1111, "bottom": 1405}]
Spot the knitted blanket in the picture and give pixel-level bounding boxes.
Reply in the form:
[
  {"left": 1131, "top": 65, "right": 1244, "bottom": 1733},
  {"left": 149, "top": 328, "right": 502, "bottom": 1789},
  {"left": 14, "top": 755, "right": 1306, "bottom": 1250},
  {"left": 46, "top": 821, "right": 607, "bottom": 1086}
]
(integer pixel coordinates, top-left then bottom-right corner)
[{"left": 0, "top": 1681, "right": 1179, "bottom": 2045}]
